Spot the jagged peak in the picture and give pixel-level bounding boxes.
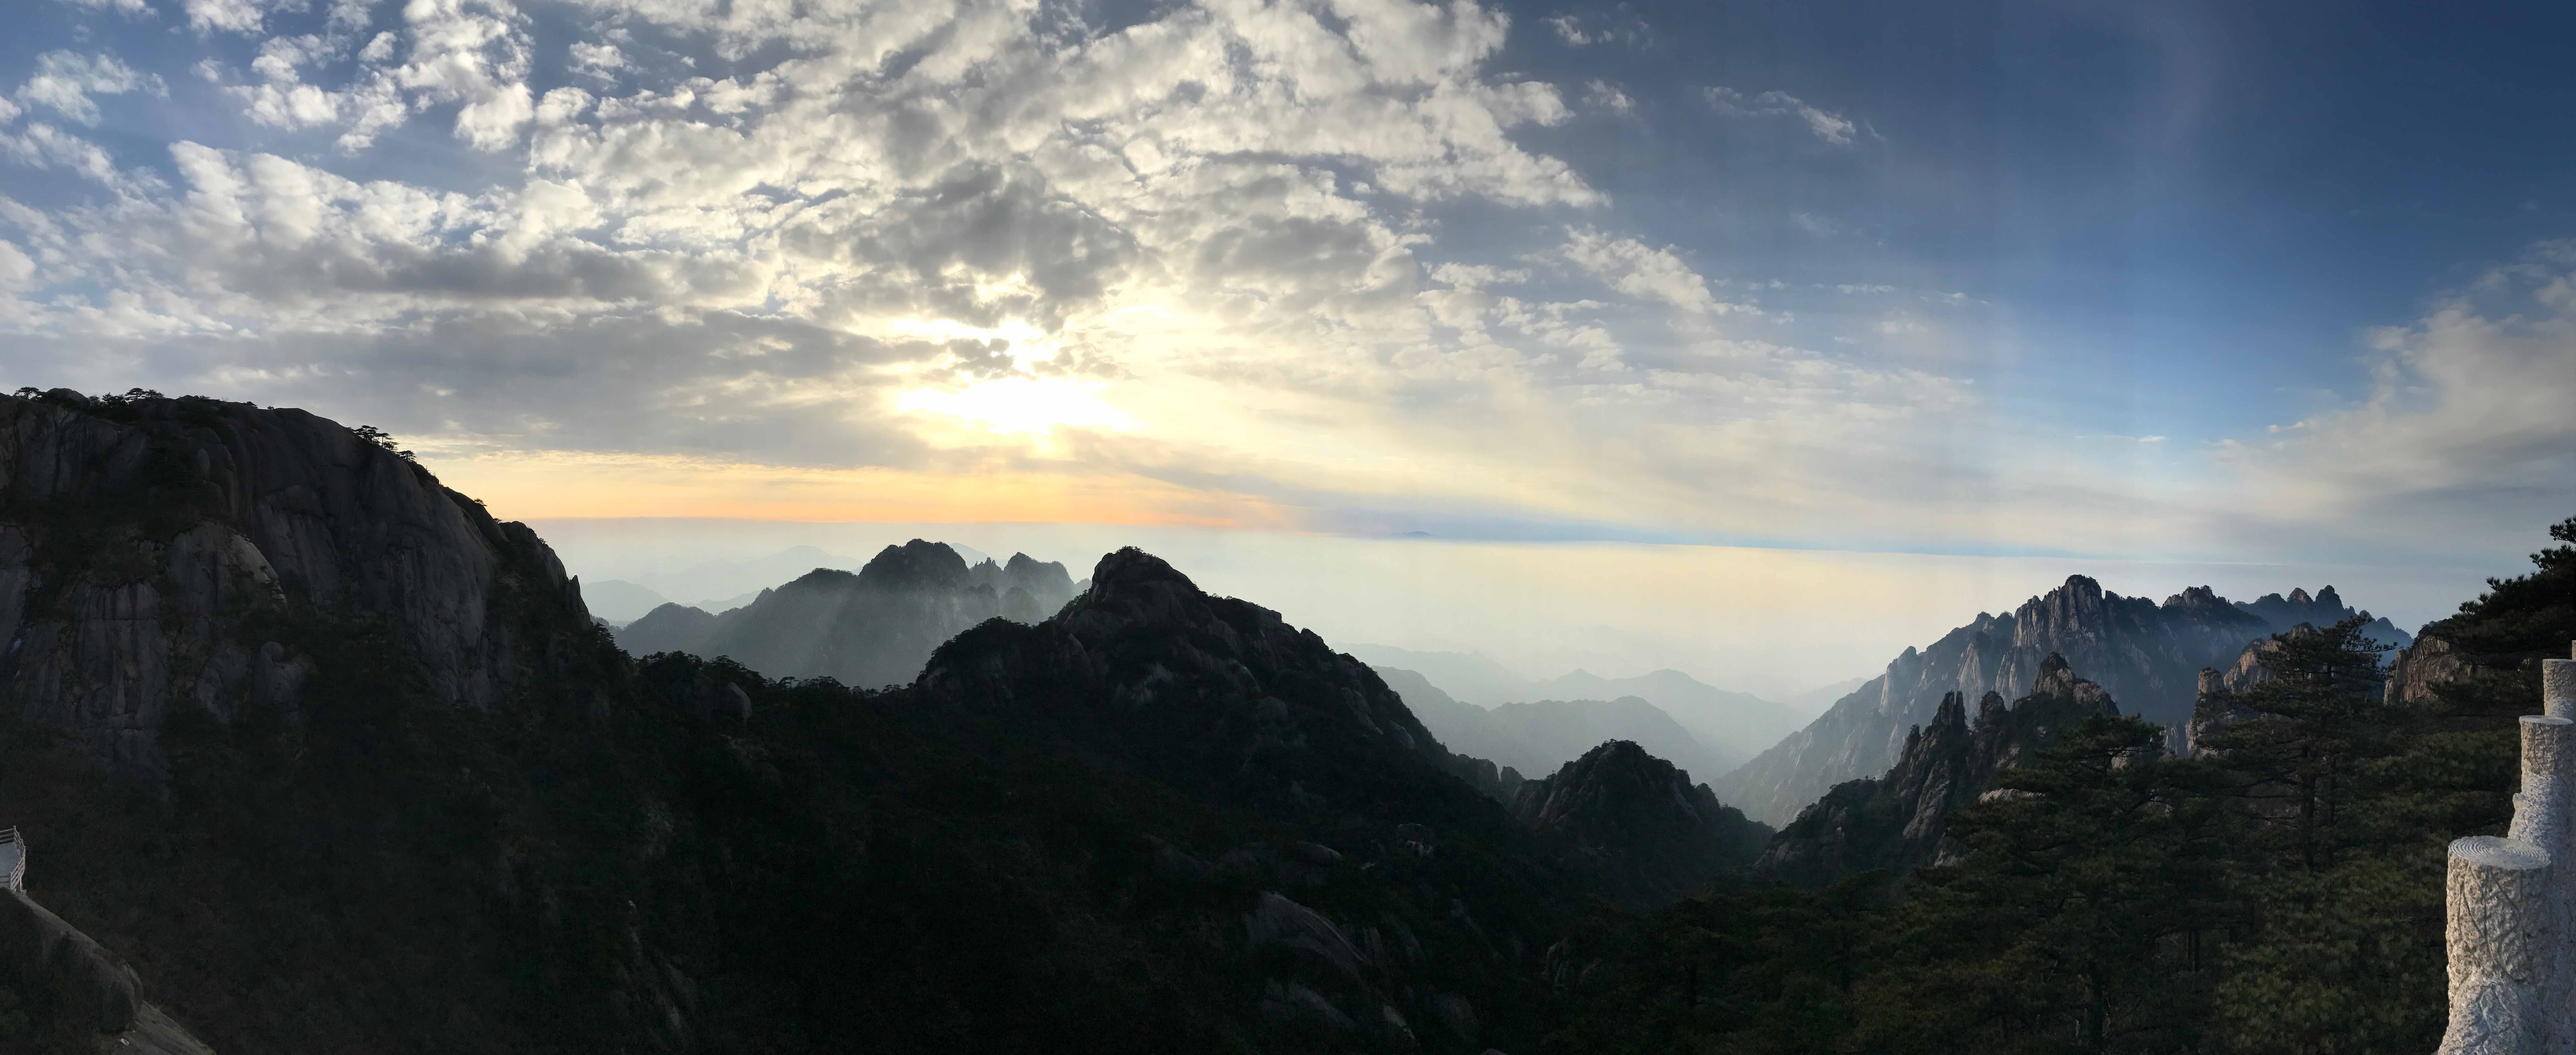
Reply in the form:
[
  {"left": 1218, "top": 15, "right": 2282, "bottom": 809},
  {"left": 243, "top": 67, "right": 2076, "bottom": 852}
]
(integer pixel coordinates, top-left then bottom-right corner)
[
  {"left": 2037, "top": 651, "right": 2071, "bottom": 679},
  {"left": 2315, "top": 585, "right": 2342, "bottom": 608},
  {"left": 2287, "top": 587, "right": 2313, "bottom": 605}
]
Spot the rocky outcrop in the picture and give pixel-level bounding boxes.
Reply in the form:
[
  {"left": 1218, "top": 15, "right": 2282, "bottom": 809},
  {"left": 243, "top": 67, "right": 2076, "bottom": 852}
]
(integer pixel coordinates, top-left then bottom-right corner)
[
  {"left": 1718, "top": 575, "right": 2305, "bottom": 826},
  {"left": 2389, "top": 634, "right": 2482, "bottom": 707},
  {"left": 0, "top": 887, "right": 215, "bottom": 1051},
  {"left": 1753, "top": 654, "right": 2120, "bottom": 887},
  {"left": 618, "top": 539, "right": 1078, "bottom": 689},
  {"left": 1510, "top": 740, "right": 1771, "bottom": 909},
  {"left": 0, "top": 390, "right": 586, "bottom": 784}
]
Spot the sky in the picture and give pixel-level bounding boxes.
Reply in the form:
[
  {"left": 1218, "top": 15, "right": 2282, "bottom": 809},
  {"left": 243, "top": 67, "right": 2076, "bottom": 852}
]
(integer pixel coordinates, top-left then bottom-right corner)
[{"left": 1, "top": 0, "right": 2571, "bottom": 695}]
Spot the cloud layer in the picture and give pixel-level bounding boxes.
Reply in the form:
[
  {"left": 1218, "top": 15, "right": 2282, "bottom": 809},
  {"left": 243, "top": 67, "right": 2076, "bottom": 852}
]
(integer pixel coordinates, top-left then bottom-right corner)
[{"left": 0, "top": 0, "right": 2565, "bottom": 570}]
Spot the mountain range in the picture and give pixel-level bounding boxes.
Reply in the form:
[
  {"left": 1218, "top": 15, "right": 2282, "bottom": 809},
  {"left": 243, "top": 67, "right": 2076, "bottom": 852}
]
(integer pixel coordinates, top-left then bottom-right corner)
[
  {"left": 611, "top": 541, "right": 1078, "bottom": 688},
  {"left": 1344, "top": 644, "right": 1808, "bottom": 768},
  {"left": 1714, "top": 575, "right": 2413, "bottom": 827},
  {"left": 1374, "top": 667, "right": 1730, "bottom": 796},
  {"left": 0, "top": 388, "right": 1779, "bottom": 1053}
]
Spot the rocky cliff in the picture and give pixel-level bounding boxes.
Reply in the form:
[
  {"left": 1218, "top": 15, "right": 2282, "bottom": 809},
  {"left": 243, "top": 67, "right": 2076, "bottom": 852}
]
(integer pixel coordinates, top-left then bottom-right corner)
[
  {"left": 0, "top": 389, "right": 587, "bottom": 785},
  {"left": 1753, "top": 654, "right": 2118, "bottom": 887},
  {"left": 612, "top": 539, "right": 1077, "bottom": 688},
  {"left": 1510, "top": 740, "right": 1771, "bottom": 909},
  {"left": 1716, "top": 576, "right": 2282, "bottom": 827}
]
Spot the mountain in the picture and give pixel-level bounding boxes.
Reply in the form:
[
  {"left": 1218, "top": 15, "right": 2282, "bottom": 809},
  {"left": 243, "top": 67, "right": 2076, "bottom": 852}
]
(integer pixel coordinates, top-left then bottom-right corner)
[
  {"left": 2234, "top": 585, "right": 2412, "bottom": 647},
  {"left": 1526, "top": 669, "right": 1805, "bottom": 767},
  {"left": 0, "top": 388, "right": 591, "bottom": 786},
  {"left": 1373, "top": 666, "right": 1541, "bottom": 785},
  {"left": 1714, "top": 576, "right": 2295, "bottom": 827},
  {"left": 1348, "top": 645, "right": 1796, "bottom": 765},
  {"left": 1511, "top": 741, "right": 1772, "bottom": 910},
  {"left": 1377, "top": 666, "right": 1735, "bottom": 787},
  {"left": 615, "top": 601, "right": 718, "bottom": 656},
  {"left": 609, "top": 540, "right": 1079, "bottom": 688},
  {"left": 0, "top": 389, "right": 1626, "bottom": 1052},
  {"left": 1344, "top": 644, "right": 1533, "bottom": 705},
  {"left": 1753, "top": 654, "right": 2119, "bottom": 887},
  {"left": 630, "top": 544, "right": 862, "bottom": 608},
  {"left": 580, "top": 578, "right": 671, "bottom": 623}
]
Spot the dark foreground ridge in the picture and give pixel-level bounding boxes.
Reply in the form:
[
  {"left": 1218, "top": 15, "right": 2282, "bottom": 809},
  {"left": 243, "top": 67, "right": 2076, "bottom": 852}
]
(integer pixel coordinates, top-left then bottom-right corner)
[{"left": 0, "top": 389, "right": 1780, "bottom": 1054}]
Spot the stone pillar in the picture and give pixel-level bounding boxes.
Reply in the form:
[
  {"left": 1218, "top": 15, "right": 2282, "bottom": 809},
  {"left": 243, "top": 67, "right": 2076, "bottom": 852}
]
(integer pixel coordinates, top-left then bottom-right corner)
[
  {"left": 2511, "top": 716, "right": 2576, "bottom": 1055},
  {"left": 2546, "top": 658, "right": 2576, "bottom": 722},
  {"left": 2439, "top": 836, "right": 2555, "bottom": 1055}
]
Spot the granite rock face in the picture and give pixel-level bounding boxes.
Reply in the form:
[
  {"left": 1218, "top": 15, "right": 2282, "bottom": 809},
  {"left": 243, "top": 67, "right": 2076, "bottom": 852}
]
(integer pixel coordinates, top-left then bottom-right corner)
[
  {"left": 1753, "top": 653, "right": 2119, "bottom": 887},
  {"left": 1718, "top": 575, "right": 2294, "bottom": 826},
  {"left": 0, "top": 391, "right": 586, "bottom": 785},
  {"left": 615, "top": 539, "right": 1078, "bottom": 689},
  {"left": 1510, "top": 740, "right": 1770, "bottom": 909}
]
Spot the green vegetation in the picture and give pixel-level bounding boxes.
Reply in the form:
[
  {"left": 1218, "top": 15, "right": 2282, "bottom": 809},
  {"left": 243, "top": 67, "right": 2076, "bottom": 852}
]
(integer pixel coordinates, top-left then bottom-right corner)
[{"left": 1543, "top": 515, "right": 2573, "bottom": 1055}]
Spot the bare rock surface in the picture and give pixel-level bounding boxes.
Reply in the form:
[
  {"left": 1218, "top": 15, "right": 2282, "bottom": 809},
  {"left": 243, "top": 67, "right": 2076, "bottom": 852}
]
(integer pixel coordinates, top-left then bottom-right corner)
[{"left": 0, "top": 391, "right": 585, "bottom": 784}]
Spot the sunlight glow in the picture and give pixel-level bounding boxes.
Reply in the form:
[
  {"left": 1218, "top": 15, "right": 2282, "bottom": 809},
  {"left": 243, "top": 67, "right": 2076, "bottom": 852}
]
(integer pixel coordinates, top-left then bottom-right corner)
[{"left": 898, "top": 376, "right": 1137, "bottom": 435}]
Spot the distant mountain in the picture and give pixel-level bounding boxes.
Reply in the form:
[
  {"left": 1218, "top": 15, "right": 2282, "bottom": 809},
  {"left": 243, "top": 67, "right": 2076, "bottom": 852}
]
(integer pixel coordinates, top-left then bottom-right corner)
[
  {"left": 1349, "top": 646, "right": 1796, "bottom": 765},
  {"left": 581, "top": 578, "right": 672, "bottom": 623},
  {"left": 1344, "top": 645, "right": 1533, "bottom": 705},
  {"left": 1754, "top": 654, "right": 2118, "bottom": 887},
  {"left": 1713, "top": 576, "right": 2339, "bottom": 827},
  {"left": 1525, "top": 669, "right": 1805, "bottom": 767},
  {"left": 1378, "top": 664, "right": 1737, "bottom": 779},
  {"left": 1512, "top": 741, "right": 1772, "bottom": 909},
  {"left": 616, "top": 602, "right": 719, "bottom": 656},
  {"left": 1777, "top": 676, "right": 1870, "bottom": 716},
  {"left": 613, "top": 540, "right": 1079, "bottom": 687},
  {"left": 2235, "top": 585, "right": 2412, "bottom": 647},
  {"left": 633, "top": 544, "right": 863, "bottom": 607},
  {"left": 1374, "top": 668, "right": 1542, "bottom": 781}
]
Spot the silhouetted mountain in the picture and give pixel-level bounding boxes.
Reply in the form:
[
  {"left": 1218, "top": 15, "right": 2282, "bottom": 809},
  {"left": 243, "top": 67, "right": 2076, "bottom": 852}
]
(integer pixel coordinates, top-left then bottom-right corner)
[
  {"left": 1754, "top": 654, "right": 2119, "bottom": 887},
  {"left": 1526, "top": 669, "right": 1803, "bottom": 767},
  {"left": 1715, "top": 576, "right": 2291, "bottom": 826},
  {"left": 1378, "top": 665, "right": 1726, "bottom": 796},
  {"left": 581, "top": 578, "right": 673, "bottom": 624},
  {"left": 1350, "top": 646, "right": 1796, "bottom": 766},
  {"left": 1512, "top": 741, "right": 1771, "bottom": 909},
  {"left": 615, "top": 601, "right": 718, "bottom": 655},
  {"left": 2234, "top": 585, "right": 2412, "bottom": 647},
  {"left": 1375, "top": 666, "right": 1539, "bottom": 786},
  {"left": 0, "top": 390, "right": 1614, "bottom": 1053},
  {"left": 611, "top": 540, "right": 1078, "bottom": 687},
  {"left": 1345, "top": 644, "right": 1533, "bottom": 705}
]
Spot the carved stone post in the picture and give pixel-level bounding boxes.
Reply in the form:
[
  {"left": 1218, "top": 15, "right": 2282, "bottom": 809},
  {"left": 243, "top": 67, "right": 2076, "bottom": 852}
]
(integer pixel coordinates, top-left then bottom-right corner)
[
  {"left": 2439, "top": 835, "right": 2555, "bottom": 1055},
  {"left": 2511, "top": 716, "right": 2576, "bottom": 1055}
]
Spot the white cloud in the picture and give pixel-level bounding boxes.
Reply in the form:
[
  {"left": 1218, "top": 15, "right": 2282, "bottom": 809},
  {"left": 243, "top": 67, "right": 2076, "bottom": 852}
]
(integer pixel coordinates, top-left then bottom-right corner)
[
  {"left": 56, "top": 0, "right": 156, "bottom": 17},
  {"left": 2216, "top": 241, "right": 2576, "bottom": 558},
  {"left": 1706, "top": 86, "right": 1857, "bottom": 146},
  {"left": 1583, "top": 79, "right": 1632, "bottom": 114},
  {"left": 15, "top": 51, "right": 167, "bottom": 126}
]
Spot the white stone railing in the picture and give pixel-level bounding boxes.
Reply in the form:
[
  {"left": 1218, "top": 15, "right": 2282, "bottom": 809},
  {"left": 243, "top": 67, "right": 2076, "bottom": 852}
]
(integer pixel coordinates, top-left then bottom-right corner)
[{"left": 2439, "top": 645, "right": 2576, "bottom": 1054}]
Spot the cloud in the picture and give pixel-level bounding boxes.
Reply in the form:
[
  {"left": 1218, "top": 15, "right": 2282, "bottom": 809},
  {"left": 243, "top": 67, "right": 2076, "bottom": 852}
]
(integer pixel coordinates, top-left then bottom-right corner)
[
  {"left": 1705, "top": 86, "right": 1858, "bottom": 146},
  {"left": 15, "top": 51, "right": 166, "bottom": 126},
  {"left": 2215, "top": 241, "right": 2576, "bottom": 558},
  {"left": 56, "top": 0, "right": 155, "bottom": 17}
]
